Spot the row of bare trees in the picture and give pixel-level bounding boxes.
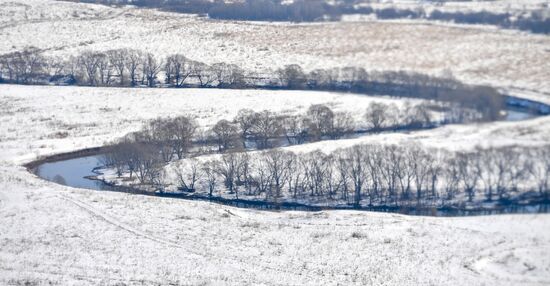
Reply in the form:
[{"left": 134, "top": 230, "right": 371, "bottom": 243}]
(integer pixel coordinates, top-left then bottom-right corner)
[
  {"left": 102, "top": 110, "right": 549, "bottom": 207},
  {"left": 0, "top": 47, "right": 49, "bottom": 84},
  {"left": 103, "top": 116, "right": 198, "bottom": 184},
  {"left": 210, "top": 103, "right": 436, "bottom": 152},
  {"left": 276, "top": 64, "right": 505, "bottom": 121},
  {"left": 71, "top": 0, "right": 549, "bottom": 34},
  {"left": 71, "top": 50, "right": 247, "bottom": 88},
  {"left": 103, "top": 102, "right": 438, "bottom": 185},
  {"left": 0, "top": 47, "right": 247, "bottom": 88},
  {"left": 172, "top": 144, "right": 550, "bottom": 208},
  {"left": 211, "top": 105, "right": 356, "bottom": 152},
  {"left": 0, "top": 47, "right": 506, "bottom": 121}
]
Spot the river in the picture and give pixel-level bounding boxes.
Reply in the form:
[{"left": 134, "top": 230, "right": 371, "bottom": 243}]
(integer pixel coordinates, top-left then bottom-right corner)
[{"left": 32, "top": 103, "right": 549, "bottom": 216}]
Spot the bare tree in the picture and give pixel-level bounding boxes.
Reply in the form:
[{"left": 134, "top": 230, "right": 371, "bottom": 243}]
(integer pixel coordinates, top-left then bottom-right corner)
[
  {"left": 174, "top": 159, "right": 201, "bottom": 192},
  {"left": 409, "top": 145, "right": 431, "bottom": 203},
  {"left": 528, "top": 146, "right": 550, "bottom": 200},
  {"left": 102, "top": 143, "right": 129, "bottom": 177},
  {"left": 133, "top": 143, "right": 163, "bottom": 185},
  {"left": 281, "top": 115, "right": 309, "bottom": 145},
  {"left": 346, "top": 145, "right": 368, "bottom": 207},
  {"left": 379, "top": 145, "right": 400, "bottom": 205},
  {"left": 4, "top": 47, "right": 47, "bottom": 84},
  {"left": 330, "top": 111, "right": 355, "bottom": 139},
  {"left": 211, "top": 119, "right": 240, "bottom": 152},
  {"left": 144, "top": 118, "right": 174, "bottom": 162},
  {"left": 234, "top": 109, "right": 256, "bottom": 148},
  {"left": 126, "top": 49, "right": 144, "bottom": 86},
  {"left": 107, "top": 49, "right": 129, "bottom": 86},
  {"left": 44, "top": 56, "right": 67, "bottom": 81},
  {"left": 426, "top": 152, "right": 442, "bottom": 200},
  {"left": 340, "top": 66, "right": 368, "bottom": 90},
  {"left": 165, "top": 54, "right": 193, "bottom": 87},
  {"left": 364, "top": 144, "right": 384, "bottom": 204},
  {"left": 201, "top": 160, "right": 218, "bottom": 197},
  {"left": 303, "top": 150, "right": 329, "bottom": 197},
  {"left": 503, "top": 147, "right": 528, "bottom": 195},
  {"left": 396, "top": 147, "right": 414, "bottom": 203},
  {"left": 263, "top": 149, "right": 294, "bottom": 198},
  {"left": 307, "top": 68, "right": 332, "bottom": 89},
  {"left": 406, "top": 103, "right": 433, "bottom": 128},
  {"left": 306, "top": 104, "right": 334, "bottom": 140},
  {"left": 287, "top": 155, "right": 306, "bottom": 199},
  {"left": 225, "top": 64, "right": 245, "bottom": 88},
  {"left": 142, "top": 52, "right": 162, "bottom": 87},
  {"left": 77, "top": 51, "right": 103, "bottom": 86},
  {"left": 277, "top": 64, "right": 306, "bottom": 89},
  {"left": 443, "top": 154, "right": 461, "bottom": 200},
  {"left": 211, "top": 62, "right": 231, "bottom": 87},
  {"left": 456, "top": 151, "right": 480, "bottom": 202},
  {"left": 491, "top": 147, "right": 512, "bottom": 200},
  {"left": 192, "top": 62, "right": 215, "bottom": 87},
  {"left": 211, "top": 62, "right": 246, "bottom": 88},
  {"left": 96, "top": 53, "right": 114, "bottom": 86},
  {"left": 170, "top": 116, "right": 198, "bottom": 159},
  {"left": 365, "top": 102, "right": 388, "bottom": 132},
  {"left": 235, "top": 152, "right": 253, "bottom": 195},
  {"left": 0, "top": 54, "right": 12, "bottom": 82},
  {"left": 334, "top": 149, "right": 351, "bottom": 202},
  {"left": 215, "top": 152, "right": 242, "bottom": 198},
  {"left": 252, "top": 157, "right": 272, "bottom": 198},
  {"left": 478, "top": 147, "right": 497, "bottom": 202},
  {"left": 250, "top": 110, "right": 282, "bottom": 149}
]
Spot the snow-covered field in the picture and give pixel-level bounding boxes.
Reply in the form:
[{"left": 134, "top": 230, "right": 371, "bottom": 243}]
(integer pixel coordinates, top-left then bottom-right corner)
[
  {"left": 355, "top": 0, "right": 549, "bottom": 14},
  {"left": 1, "top": 84, "right": 550, "bottom": 285},
  {"left": 1, "top": 0, "right": 550, "bottom": 284},
  {"left": 0, "top": 84, "right": 434, "bottom": 163},
  {"left": 1, "top": 0, "right": 549, "bottom": 94}
]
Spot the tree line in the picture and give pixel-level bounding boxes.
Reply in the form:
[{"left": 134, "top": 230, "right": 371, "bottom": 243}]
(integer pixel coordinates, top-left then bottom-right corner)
[
  {"left": 66, "top": 0, "right": 549, "bottom": 34},
  {"left": 0, "top": 47, "right": 505, "bottom": 121},
  {"left": 107, "top": 131, "right": 550, "bottom": 208},
  {"left": 73, "top": 0, "right": 338, "bottom": 22},
  {"left": 103, "top": 102, "right": 439, "bottom": 185},
  {"left": 371, "top": 6, "right": 550, "bottom": 35},
  {"left": 100, "top": 103, "right": 550, "bottom": 208},
  {"left": 0, "top": 47, "right": 246, "bottom": 88}
]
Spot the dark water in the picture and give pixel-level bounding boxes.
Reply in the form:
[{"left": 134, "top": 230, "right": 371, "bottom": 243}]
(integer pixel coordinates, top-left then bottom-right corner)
[{"left": 36, "top": 155, "right": 108, "bottom": 190}]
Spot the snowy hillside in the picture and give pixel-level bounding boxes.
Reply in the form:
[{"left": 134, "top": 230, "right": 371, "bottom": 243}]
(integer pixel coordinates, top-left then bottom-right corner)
[
  {"left": 0, "top": 84, "right": 436, "bottom": 163},
  {"left": 0, "top": 0, "right": 549, "bottom": 94},
  {"left": 0, "top": 84, "right": 549, "bottom": 285},
  {"left": 356, "top": 0, "right": 549, "bottom": 14},
  {"left": 1, "top": 0, "right": 549, "bottom": 284}
]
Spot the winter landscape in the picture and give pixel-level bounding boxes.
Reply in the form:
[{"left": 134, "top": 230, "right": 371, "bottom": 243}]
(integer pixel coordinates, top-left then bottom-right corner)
[{"left": 1, "top": 0, "right": 550, "bottom": 285}]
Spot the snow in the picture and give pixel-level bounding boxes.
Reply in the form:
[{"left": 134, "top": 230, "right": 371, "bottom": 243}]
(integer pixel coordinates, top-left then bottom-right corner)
[
  {"left": 1, "top": 170, "right": 549, "bottom": 285},
  {"left": 1, "top": 0, "right": 549, "bottom": 94},
  {"left": 283, "top": 114, "right": 550, "bottom": 153},
  {"left": 0, "top": 0, "right": 549, "bottom": 284},
  {"left": 355, "top": 0, "right": 549, "bottom": 14},
  {"left": 0, "top": 84, "right": 432, "bottom": 164},
  {"left": 0, "top": 84, "right": 549, "bottom": 285}
]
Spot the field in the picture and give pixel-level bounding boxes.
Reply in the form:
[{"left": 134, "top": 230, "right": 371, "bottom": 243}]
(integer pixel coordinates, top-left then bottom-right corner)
[
  {"left": 1, "top": 0, "right": 549, "bottom": 94},
  {"left": 0, "top": 84, "right": 437, "bottom": 162},
  {"left": 1, "top": 84, "right": 549, "bottom": 285},
  {"left": 355, "top": 0, "right": 549, "bottom": 14},
  {"left": 1, "top": 0, "right": 550, "bottom": 285}
]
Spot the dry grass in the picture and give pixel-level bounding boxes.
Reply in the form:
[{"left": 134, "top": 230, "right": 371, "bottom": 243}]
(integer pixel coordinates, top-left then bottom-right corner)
[{"left": 0, "top": 0, "right": 549, "bottom": 94}]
